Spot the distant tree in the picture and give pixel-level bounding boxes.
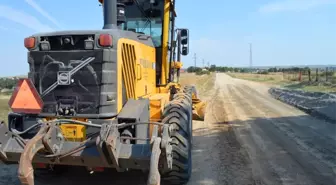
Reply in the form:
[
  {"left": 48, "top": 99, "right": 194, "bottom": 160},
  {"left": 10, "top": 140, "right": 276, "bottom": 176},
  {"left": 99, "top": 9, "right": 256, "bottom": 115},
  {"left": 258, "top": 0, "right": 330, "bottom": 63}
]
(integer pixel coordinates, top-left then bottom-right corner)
[
  {"left": 209, "top": 65, "right": 217, "bottom": 72},
  {"left": 187, "top": 66, "right": 202, "bottom": 73},
  {"left": 268, "top": 67, "right": 278, "bottom": 73},
  {"left": 0, "top": 78, "right": 18, "bottom": 89}
]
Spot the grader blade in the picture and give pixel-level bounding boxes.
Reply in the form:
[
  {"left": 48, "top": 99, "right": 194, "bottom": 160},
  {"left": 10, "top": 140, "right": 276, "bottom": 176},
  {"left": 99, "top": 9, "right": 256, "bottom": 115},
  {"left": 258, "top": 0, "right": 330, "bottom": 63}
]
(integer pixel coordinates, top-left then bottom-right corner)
[
  {"left": 192, "top": 99, "right": 206, "bottom": 121},
  {"left": 182, "top": 85, "right": 206, "bottom": 121}
]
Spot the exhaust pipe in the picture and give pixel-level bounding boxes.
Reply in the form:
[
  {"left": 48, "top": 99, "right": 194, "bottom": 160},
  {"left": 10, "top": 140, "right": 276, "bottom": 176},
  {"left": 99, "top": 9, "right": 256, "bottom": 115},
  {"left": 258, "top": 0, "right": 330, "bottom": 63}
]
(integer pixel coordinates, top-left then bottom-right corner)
[{"left": 102, "top": 0, "right": 126, "bottom": 29}]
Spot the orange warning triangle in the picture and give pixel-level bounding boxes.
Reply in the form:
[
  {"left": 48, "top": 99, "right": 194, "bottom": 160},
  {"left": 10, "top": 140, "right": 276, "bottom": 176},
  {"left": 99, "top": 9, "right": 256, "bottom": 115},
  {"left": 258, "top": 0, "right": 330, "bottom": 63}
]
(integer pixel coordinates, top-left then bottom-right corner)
[{"left": 8, "top": 78, "right": 43, "bottom": 114}]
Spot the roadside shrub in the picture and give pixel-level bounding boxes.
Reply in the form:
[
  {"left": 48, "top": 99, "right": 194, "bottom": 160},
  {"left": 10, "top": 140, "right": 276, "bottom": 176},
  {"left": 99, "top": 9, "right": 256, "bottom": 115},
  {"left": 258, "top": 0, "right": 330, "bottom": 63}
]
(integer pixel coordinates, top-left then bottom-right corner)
[
  {"left": 196, "top": 70, "right": 210, "bottom": 75},
  {"left": 256, "top": 71, "right": 269, "bottom": 74}
]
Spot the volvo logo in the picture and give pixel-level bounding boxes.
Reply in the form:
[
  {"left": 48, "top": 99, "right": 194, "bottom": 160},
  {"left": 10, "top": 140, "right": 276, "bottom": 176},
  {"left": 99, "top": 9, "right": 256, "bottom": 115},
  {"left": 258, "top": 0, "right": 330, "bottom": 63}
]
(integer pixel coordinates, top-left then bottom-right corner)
[{"left": 58, "top": 71, "right": 71, "bottom": 85}]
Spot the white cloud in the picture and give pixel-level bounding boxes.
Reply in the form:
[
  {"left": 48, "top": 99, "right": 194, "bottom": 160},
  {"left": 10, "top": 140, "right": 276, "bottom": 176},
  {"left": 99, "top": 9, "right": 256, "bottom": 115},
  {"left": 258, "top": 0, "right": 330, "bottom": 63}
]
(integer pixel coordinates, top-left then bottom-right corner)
[
  {"left": 259, "top": 0, "right": 336, "bottom": 13},
  {"left": 24, "top": 0, "right": 63, "bottom": 29},
  {"left": 0, "top": 5, "right": 54, "bottom": 32},
  {"left": 0, "top": 26, "right": 9, "bottom": 31},
  {"left": 0, "top": 26, "right": 20, "bottom": 33}
]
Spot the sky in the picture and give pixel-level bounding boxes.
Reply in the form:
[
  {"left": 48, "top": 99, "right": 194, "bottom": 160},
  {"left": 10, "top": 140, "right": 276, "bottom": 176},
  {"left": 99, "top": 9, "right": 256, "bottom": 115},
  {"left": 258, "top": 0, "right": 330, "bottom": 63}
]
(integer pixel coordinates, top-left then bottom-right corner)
[{"left": 0, "top": 0, "right": 335, "bottom": 76}]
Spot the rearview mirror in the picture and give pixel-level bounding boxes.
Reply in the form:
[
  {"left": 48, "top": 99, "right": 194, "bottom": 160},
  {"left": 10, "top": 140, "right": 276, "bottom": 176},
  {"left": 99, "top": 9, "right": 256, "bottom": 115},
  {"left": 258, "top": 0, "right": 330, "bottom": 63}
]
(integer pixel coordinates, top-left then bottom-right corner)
[
  {"left": 182, "top": 46, "right": 189, "bottom": 56},
  {"left": 180, "top": 29, "right": 189, "bottom": 45}
]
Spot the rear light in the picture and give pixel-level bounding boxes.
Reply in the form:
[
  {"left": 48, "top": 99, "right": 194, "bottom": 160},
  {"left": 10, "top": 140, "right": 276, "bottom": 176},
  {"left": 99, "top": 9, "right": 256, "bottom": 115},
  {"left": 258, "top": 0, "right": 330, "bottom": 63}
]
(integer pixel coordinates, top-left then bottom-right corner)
[
  {"left": 87, "top": 166, "right": 105, "bottom": 174},
  {"left": 93, "top": 167, "right": 104, "bottom": 172},
  {"left": 24, "top": 37, "right": 36, "bottom": 49},
  {"left": 34, "top": 163, "right": 47, "bottom": 168},
  {"left": 99, "top": 34, "right": 112, "bottom": 47}
]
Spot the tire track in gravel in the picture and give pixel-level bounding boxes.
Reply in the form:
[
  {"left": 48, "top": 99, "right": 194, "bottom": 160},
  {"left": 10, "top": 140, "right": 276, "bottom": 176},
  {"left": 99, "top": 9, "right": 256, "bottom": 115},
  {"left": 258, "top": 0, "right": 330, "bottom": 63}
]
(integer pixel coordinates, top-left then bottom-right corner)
[
  {"left": 239, "top": 83, "right": 336, "bottom": 141},
  {"left": 220, "top": 83, "right": 281, "bottom": 185},
  {"left": 234, "top": 84, "right": 336, "bottom": 169},
  {"left": 206, "top": 75, "right": 258, "bottom": 185},
  {"left": 188, "top": 74, "right": 258, "bottom": 185},
  {"left": 228, "top": 79, "right": 336, "bottom": 185},
  {"left": 226, "top": 84, "right": 317, "bottom": 185}
]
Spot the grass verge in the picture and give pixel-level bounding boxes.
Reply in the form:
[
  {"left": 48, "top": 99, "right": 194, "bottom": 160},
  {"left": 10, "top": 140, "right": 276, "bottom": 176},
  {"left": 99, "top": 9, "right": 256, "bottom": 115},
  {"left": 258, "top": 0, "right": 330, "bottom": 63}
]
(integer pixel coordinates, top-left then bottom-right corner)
[
  {"left": 0, "top": 97, "right": 10, "bottom": 122},
  {"left": 228, "top": 72, "right": 336, "bottom": 93},
  {"left": 179, "top": 72, "right": 215, "bottom": 96},
  {"left": 227, "top": 72, "right": 287, "bottom": 85}
]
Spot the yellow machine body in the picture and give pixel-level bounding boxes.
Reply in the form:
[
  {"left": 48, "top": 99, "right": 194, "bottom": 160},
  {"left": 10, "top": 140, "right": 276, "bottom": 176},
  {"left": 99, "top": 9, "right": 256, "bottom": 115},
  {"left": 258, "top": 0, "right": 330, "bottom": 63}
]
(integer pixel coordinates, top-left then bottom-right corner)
[{"left": 0, "top": 1, "right": 206, "bottom": 185}]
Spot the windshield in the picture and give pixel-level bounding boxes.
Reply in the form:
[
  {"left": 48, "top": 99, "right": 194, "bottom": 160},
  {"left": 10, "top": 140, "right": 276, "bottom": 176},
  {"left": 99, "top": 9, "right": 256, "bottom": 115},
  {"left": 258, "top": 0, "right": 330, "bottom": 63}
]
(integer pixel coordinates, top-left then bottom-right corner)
[
  {"left": 121, "top": 0, "right": 164, "bottom": 47},
  {"left": 101, "top": 1, "right": 164, "bottom": 47},
  {"left": 123, "top": 18, "right": 162, "bottom": 47}
]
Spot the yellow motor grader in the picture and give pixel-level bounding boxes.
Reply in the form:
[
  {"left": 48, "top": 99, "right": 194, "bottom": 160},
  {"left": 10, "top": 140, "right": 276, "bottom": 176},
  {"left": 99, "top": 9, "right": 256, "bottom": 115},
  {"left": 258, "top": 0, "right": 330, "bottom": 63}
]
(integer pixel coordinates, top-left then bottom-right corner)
[{"left": 0, "top": 0, "right": 206, "bottom": 185}]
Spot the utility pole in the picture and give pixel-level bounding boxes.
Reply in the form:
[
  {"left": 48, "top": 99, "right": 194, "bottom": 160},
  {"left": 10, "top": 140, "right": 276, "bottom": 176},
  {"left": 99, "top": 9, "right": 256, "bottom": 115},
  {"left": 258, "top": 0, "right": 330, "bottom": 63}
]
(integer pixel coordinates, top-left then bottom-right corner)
[
  {"left": 202, "top": 59, "right": 205, "bottom": 68},
  {"left": 207, "top": 61, "right": 210, "bottom": 68},
  {"left": 249, "top": 43, "right": 253, "bottom": 70},
  {"left": 193, "top": 53, "right": 197, "bottom": 68}
]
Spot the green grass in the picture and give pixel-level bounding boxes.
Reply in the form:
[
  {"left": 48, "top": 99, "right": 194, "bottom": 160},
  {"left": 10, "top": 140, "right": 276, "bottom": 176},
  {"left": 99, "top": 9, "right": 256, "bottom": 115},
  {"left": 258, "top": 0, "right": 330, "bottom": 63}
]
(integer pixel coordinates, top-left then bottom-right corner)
[
  {"left": 283, "top": 82, "right": 336, "bottom": 93},
  {"left": 227, "top": 72, "right": 289, "bottom": 85},
  {"left": 179, "top": 72, "right": 215, "bottom": 97},
  {"left": 300, "top": 86, "right": 336, "bottom": 93},
  {"left": 228, "top": 72, "right": 336, "bottom": 93},
  {"left": 0, "top": 97, "right": 10, "bottom": 122}
]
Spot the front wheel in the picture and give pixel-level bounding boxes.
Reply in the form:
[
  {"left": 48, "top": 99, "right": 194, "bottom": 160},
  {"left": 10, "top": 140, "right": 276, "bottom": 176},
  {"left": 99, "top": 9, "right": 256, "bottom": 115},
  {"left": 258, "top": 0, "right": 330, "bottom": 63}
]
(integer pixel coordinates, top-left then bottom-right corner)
[{"left": 161, "top": 91, "right": 192, "bottom": 185}]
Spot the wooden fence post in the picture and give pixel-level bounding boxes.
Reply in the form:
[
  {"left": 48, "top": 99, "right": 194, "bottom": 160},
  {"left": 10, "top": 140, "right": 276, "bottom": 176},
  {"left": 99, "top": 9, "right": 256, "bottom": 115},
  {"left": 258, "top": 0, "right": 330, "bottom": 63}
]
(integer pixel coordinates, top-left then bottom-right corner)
[{"left": 308, "top": 68, "right": 311, "bottom": 82}]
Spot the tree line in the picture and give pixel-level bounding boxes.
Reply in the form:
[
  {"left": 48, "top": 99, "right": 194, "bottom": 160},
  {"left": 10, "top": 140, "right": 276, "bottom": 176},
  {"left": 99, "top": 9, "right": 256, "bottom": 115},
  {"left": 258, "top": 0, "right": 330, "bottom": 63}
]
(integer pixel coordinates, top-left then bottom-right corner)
[
  {"left": 187, "top": 65, "right": 250, "bottom": 73},
  {"left": 0, "top": 78, "right": 19, "bottom": 90},
  {"left": 0, "top": 66, "right": 334, "bottom": 90},
  {"left": 187, "top": 65, "right": 335, "bottom": 75}
]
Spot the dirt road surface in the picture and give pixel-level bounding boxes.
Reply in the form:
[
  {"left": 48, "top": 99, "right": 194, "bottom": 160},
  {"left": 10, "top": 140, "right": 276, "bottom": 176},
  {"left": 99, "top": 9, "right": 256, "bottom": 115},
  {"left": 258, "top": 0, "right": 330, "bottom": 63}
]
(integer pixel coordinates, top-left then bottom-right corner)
[{"left": 1, "top": 73, "right": 335, "bottom": 185}]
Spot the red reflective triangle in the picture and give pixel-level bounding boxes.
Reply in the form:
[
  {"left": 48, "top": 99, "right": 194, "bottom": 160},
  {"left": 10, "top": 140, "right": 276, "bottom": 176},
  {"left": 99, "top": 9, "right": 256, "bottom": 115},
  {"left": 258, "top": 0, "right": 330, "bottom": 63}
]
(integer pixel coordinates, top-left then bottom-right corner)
[{"left": 8, "top": 78, "right": 43, "bottom": 114}]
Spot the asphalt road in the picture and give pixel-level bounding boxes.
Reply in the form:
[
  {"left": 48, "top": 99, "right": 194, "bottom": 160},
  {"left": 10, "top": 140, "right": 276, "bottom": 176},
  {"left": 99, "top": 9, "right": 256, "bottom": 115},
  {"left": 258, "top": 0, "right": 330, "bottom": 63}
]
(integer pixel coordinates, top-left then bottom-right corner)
[{"left": 1, "top": 73, "right": 335, "bottom": 185}]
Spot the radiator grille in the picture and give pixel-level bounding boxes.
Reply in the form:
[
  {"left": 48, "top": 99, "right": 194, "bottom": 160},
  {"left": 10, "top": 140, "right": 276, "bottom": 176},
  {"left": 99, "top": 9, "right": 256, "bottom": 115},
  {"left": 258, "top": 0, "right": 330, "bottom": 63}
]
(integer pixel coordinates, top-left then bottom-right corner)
[{"left": 121, "top": 43, "right": 136, "bottom": 100}]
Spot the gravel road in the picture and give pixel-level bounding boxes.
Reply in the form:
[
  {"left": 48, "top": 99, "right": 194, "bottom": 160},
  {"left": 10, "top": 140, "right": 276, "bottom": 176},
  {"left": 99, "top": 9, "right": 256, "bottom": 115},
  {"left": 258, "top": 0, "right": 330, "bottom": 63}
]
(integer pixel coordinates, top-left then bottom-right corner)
[{"left": 1, "top": 73, "right": 335, "bottom": 185}]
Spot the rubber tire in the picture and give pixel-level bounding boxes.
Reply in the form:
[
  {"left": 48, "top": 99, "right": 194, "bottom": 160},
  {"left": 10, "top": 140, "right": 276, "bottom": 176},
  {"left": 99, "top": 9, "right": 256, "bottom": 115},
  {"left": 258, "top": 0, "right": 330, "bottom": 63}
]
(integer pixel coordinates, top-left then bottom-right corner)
[
  {"left": 183, "top": 85, "right": 198, "bottom": 146},
  {"left": 162, "top": 93, "right": 192, "bottom": 185}
]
